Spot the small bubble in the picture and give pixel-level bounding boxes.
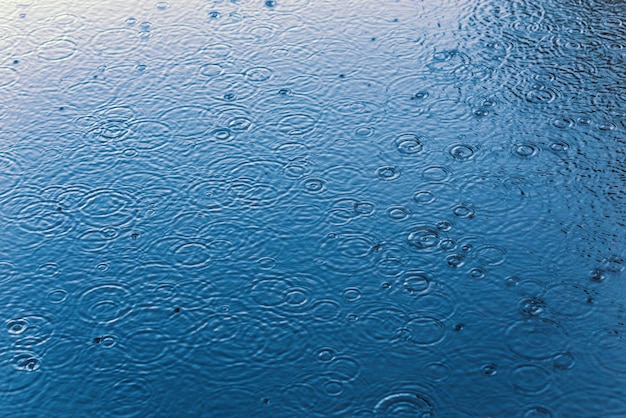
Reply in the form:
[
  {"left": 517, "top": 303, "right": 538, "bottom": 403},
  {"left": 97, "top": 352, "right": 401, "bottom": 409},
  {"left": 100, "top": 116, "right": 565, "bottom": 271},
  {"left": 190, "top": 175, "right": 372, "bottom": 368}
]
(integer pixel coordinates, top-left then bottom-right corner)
[
  {"left": 381, "top": 282, "right": 392, "bottom": 290},
  {"left": 317, "top": 348, "right": 335, "bottom": 362},
  {"left": 505, "top": 275, "right": 521, "bottom": 287},
  {"left": 469, "top": 268, "right": 486, "bottom": 279},
  {"left": 93, "top": 337, "right": 102, "bottom": 344},
  {"left": 277, "top": 88, "right": 291, "bottom": 95},
  {"left": 599, "top": 122, "right": 616, "bottom": 131},
  {"left": 412, "top": 91, "right": 429, "bottom": 100},
  {"left": 208, "top": 11, "right": 220, "bottom": 18},
  {"left": 553, "top": 352, "right": 575, "bottom": 370},
  {"left": 156, "top": 2, "right": 170, "bottom": 10},
  {"left": 263, "top": 398, "right": 270, "bottom": 405},
  {"left": 590, "top": 268, "right": 607, "bottom": 282},
  {"left": 549, "top": 141, "right": 570, "bottom": 152},
  {"left": 552, "top": 117, "right": 574, "bottom": 129},
  {"left": 265, "top": 0, "right": 276, "bottom": 7},
  {"left": 446, "top": 254, "right": 465, "bottom": 268},
  {"left": 13, "top": 59, "right": 19, "bottom": 65},
  {"left": 436, "top": 220, "right": 453, "bottom": 231},
  {"left": 173, "top": 307, "right": 180, "bottom": 313},
  {"left": 454, "top": 323, "right": 464, "bottom": 332},
  {"left": 519, "top": 297, "right": 546, "bottom": 317},
  {"left": 577, "top": 117, "right": 591, "bottom": 125},
  {"left": 439, "top": 238, "right": 456, "bottom": 251},
  {"left": 482, "top": 363, "right": 498, "bottom": 376},
  {"left": 126, "top": 17, "right": 137, "bottom": 25},
  {"left": 473, "top": 108, "right": 489, "bottom": 117},
  {"left": 347, "top": 313, "right": 359, "bottom": 322}
]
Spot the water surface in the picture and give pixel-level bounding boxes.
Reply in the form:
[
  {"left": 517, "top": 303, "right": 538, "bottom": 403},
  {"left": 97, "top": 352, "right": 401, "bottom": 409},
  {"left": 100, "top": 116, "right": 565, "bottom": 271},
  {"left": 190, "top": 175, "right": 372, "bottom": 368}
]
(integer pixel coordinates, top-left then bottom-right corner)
[{"left": 1, "top": 0, "right": 625, "bottom": 416}]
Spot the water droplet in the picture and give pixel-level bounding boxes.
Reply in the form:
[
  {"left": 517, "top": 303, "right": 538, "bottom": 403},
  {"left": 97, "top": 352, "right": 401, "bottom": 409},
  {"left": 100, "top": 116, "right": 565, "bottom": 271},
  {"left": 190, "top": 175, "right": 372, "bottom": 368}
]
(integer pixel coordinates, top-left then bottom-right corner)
[{"left": 482, "top": 363, "right": 498, "bottom": 376}]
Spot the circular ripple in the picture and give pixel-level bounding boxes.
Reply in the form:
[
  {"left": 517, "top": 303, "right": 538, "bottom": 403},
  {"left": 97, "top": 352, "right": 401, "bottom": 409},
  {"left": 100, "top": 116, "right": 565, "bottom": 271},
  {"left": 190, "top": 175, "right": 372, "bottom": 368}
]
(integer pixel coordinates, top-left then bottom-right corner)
[
  {"left": 159, "top": 105, "right": 212, "bottom": 137},
  {"left": 588, "top": 327, "right": 626, "bottom": 374},
  {"left": 511, "top": 364, "right": 551, "bottom": 394},
  {"left": 0, "top": 349, "right": 42, "bottom": 397},
  {"left": 395, "top": 316, "right": 445, "bottom": 346},
  {"left": 16, "top": 200, "right": 74, "bottom": 236},
  {"left": 37, "top": 38, "right": 77, "bottom": 61},
  {"left": 79, "top": 189, "right": 137, "bottom": 227},
  {"left": 506, "top": 319, "right": 568, "bottom": 360},
  {"left": 376, "top": 166, "right": 401, "bottom": 181},
  {"left": 0, "top": 67, "right": 18, "bottom": 89},
  {"left": 125, "top": 119, "right": 172, "bottom": 151},
  {"left": 401, "top": 270, "right": 432, "bottom": 296},
  {"left": 374, "top": 391, "right": 435, "bottom": 417},
  {"left": 6, "top": 315, "right": 53, "bottom": 348},
  {"left": 393, "top": 134, "right": 424, "bottom": 155},
  {"left": 543, "top": 283, "right": 594, "bottom": 318},
  {"left": 187, "top": 177, "right": 237, "bottom": 211},
  {"left": 407, "top": 226, "right": 440, "bottom": 250},
  {"left": 449, "top": 144, "right": 475, "bottom": 161},
  {"left": 422, "top": 166, "right": 451, "bottom": 182},
  {"left": 318, "top": 232, "right": 380, "bottom": 274},
  {"left": 91, "top": 28, "right": 140, "bottom": 56},
  {"left": 475, "top": 245, "right": 506, "bottom": 265},
  {"left": 77, "top": 283, "right": 134, "bottom": 324},
  {"left": 244, "top": 66, "right": 272, "bottom": 82},
  {"left": 303, "top": 178, "right": 326, "bottom": 193}
]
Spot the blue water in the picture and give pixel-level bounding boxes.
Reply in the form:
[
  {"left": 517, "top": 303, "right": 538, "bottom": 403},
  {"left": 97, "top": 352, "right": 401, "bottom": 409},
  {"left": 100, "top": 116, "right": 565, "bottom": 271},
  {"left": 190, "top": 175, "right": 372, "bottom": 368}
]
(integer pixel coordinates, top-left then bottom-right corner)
[{"left": 1, "top": 0, "right": 625, "bottom": 416}]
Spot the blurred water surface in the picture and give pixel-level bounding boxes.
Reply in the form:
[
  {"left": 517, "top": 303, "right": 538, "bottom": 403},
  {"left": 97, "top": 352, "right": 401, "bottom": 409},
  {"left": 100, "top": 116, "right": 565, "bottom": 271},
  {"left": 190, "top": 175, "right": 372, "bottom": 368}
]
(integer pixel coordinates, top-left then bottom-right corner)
[{"left": 0, "top": 0, "right": 625, "bottom": 416}]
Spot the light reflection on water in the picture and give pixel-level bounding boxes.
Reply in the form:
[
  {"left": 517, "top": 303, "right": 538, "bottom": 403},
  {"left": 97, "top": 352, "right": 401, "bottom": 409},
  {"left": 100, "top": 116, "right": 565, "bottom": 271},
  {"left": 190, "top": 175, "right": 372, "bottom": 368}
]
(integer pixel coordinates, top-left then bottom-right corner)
[{"left": 0, "top": 0, "right": 625, "bottom": 416}]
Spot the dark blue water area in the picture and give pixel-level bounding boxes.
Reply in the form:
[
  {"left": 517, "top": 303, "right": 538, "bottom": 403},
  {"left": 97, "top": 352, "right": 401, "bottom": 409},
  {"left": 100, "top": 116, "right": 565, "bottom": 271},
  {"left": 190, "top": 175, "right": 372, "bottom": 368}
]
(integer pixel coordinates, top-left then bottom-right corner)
[{"left": 0, "top": 0, "right": 625, "bottom": 416}]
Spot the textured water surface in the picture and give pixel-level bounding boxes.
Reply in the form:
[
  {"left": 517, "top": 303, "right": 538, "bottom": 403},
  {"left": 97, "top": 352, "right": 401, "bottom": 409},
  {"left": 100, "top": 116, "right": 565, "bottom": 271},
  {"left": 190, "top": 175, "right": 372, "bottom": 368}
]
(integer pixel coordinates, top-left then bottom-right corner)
[{"left": 1, "top": 0, "right": 625, "bottom": 416}]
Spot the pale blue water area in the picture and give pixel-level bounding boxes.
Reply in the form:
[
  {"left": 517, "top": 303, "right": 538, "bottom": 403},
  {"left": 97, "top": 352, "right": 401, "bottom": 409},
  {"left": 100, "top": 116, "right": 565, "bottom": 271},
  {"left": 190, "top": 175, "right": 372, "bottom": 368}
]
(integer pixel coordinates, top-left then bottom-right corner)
[{"left": 0, "top": 0, "right": 625, "bottom": 416}]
